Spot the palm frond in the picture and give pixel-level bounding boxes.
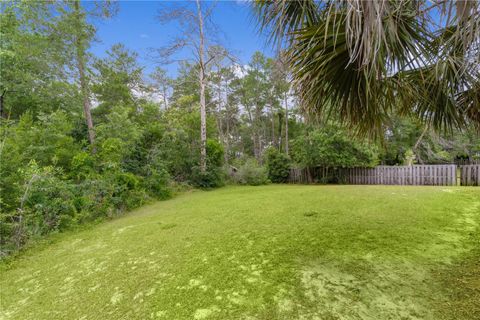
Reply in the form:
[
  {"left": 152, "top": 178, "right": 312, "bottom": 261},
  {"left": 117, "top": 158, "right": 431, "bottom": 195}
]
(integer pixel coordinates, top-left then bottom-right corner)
[
  {"left": 253, "top": 0, "right": 320, "bottom": 47},
  {"left": 290, "top": 1, "right": 428, "bottom": 137},
  {"left": 252, "top": 0, "right": 480, "bottom": 135}
]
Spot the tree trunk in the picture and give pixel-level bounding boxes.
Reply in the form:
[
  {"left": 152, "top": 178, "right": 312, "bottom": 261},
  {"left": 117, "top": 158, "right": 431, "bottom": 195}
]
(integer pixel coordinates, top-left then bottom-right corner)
[
  {"left": 199, "top": 77, "right": 207, "bottom": 172},
  {"left": 216, "top": 80, "right": 224, "bottom": 152},
  {"left": 271, "top": 105, "right": 275, "bottom": 148},
  {"left": 196, "top": 0, "right": 207, "bottom": 172},
  {"left": 74, "top": 0, "right": 95, "bottom": 149},
  {"left": 278, "top": 112, "right": 283, "bottom": 151},
  {"left": 224, "top": 78, "right": 230, "bottom": 163},
  {"left": 162, "top": 84, "right": 168, "bottom": 110},
  {"left": 225, "top": 113, "right": 230, "bottom": 163},
  {"left": 306, "top": 167, "right": 313, "bottom": 184},
  {"left": 254, "top": 110, "right": 262, "bottom": 162},
  {"left": 284, "top": 92, "right": 289, "bottom": 155},
  {"left": 244, "top": 101, "right": 257, "bottom": 161},
  {"left": 253, "top": 131, "right": 260, "bottom": 161}
]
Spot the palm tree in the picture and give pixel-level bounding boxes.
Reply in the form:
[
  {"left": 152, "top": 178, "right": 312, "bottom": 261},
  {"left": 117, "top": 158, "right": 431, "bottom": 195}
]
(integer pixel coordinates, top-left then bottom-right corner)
[{"left": 253, "top": 0, "right": 479, "bottom": 137}]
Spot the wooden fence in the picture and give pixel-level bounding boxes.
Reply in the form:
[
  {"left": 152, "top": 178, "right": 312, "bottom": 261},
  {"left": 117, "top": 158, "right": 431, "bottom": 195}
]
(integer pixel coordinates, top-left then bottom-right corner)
[
  {"left": 460, "top": 165, "right": 480, "bottom": 186},
  {"left": 289, "top": 164, "right": 480, "bottom": 186},
  {"left": 454, "top": 159, "right": 480, "bottom": 166},
  {"left": 338, "top": 165, "right": 457, "bottom": 186}
]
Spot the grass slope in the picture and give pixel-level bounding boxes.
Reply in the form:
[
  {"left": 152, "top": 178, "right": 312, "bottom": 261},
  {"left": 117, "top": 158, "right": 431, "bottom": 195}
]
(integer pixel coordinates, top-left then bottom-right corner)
[{"left": 1, "top": 185, "right": 479, "bottom": 320}]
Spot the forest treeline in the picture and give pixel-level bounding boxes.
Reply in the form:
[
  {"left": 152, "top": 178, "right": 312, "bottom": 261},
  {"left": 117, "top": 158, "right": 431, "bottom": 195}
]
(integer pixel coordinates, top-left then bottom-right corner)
[{"left": 1, "top": 1, "right": 479, "bottom": 255}]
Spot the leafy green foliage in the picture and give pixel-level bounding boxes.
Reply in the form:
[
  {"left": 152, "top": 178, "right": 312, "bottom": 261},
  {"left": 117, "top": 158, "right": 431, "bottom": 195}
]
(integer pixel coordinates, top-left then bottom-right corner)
[
  {"left": 92, "top": 43, "right": 144, "bottom": 113},
  {"left": 265, "top": 147, "right": 291, "bottom": 183},
  {"left": 253, "top": 0, "right": 480, "bottom": 135},
  {"left": 381, "top": 117, "right": 480, "bottom": 165},
  {"left": 1, "top": 162, "right": 77, "bottom": 252},
  {"left": 190, "top": 166, "right": 225, "bottom": 189},
  {"left": 291, "top": 126, "right": 378, "bottom": 168},
  {"left": 206, "top": 139, "right": 224, "bottom": 168},
  {"left": 191, "top": 139, "right": 225, "bottom": 189},
  {"left": 234, "top": 159, "right": 269, "bottom": 186}
]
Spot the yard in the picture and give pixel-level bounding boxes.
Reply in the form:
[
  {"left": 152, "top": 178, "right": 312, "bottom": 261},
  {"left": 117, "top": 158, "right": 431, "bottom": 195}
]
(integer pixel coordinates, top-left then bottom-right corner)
[{"left": 1, "top": 185, "right": 479, "bottom": 320}]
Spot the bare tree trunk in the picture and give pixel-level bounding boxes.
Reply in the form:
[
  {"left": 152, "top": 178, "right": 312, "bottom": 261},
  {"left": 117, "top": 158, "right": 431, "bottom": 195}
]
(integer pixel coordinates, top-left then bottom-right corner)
[
  {"left": 259, "top": 124, "right": 265, "bottom": 164},
  {"left": 254, "top": 107, "right": 262, "bottom": 162},
  {"left": 244, "top": 101, "right": 258, "bottom": 161},
  {"left": 196, "top": 0, "right": 207, "bottom": 172},
  {"left": 253, "top": 131, "right": 260, "bottom": 161},
  {"left": 284, "top": 92, "right": 289, "bottom": 155},
  {"left": 199, "top": 78, "right": 207, "bottom": 171},
  {"left": 271, "top": 105, "right": 275, "bottom": 148},
  {"left": 74, "top": 0, "right": 95, "bottom": 149},
  {"left": 224, "top": 78, "right": 230, "bottom": 163},
  {"left": 215, "top": 81, "right": 227, "bottom": 163},
  {"left": 278, "top": 112, "right": 283, "bottom": 151},
  {"left": 225, "top": 113, "right": 230, "bottom": 163},
  {"left": 162, "top": 84, "right": 168, "bottom": 110},
  {"left": 216, "top": 82, "right": 223, "bottom": 138}
]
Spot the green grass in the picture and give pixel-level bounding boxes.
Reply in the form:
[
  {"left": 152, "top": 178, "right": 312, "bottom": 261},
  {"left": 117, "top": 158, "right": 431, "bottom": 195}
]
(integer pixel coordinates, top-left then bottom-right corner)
[{"left": 1, "top": 185, "right": 479, "bottom": 320}]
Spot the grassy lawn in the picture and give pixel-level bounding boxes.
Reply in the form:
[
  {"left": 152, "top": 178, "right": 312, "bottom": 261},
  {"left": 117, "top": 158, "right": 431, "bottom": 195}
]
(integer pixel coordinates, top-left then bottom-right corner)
[{"left": 1, "top": 185, "right": 479, "bottom": 320}]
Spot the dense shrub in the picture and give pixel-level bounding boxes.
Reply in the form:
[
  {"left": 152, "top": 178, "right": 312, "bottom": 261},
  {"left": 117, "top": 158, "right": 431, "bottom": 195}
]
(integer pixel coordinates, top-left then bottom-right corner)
[
  {"left": 191, "top": 166, "right": 225, "bottom": 189},
  {"left": 0, "top": 162, "right": 77, "bottom": 254},
  {"left": 70, "top": 151, "right": 95, "bottom": 181},
  {"left": 234, "top": 159, "right": 269, "bottom": 186},
  {"left": 206, "top": 139, "right": 224, "bottom": 167},
  {"left": 265, "top": 148, "right": 291, "bottom": 183},
  {"left": 291, "top": 126, "right": 378, "bottom": 168},
  {"left": 0, "top": 107, "right": 180, "bottom": 256},
  {"left": 191, "top": 139, "right": 226, "bottom": 189},
  {"left": 111, "top": 172, "right": 146, "bottom": 209},
  {"left": 141, "top": 155, "right": 172, "bottom": 200}
]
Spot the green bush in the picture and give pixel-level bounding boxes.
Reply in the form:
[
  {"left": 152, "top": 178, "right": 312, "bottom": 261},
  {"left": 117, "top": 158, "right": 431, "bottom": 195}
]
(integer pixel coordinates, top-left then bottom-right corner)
[
  {"left": 234, "top": 159, "right": 269, "bottom": 186},
  {"left": 206, "top": 139, "right": 224, "bottom": 167},
  {"left": 191, "top": 166, "right": 225, "bottom": 189},
  {"left": 190, "top": 139, "right": 226, "bottom": 189},
  {"left": 141, "top": 161, "right": 172, "bottom": 200},
  {"left": 70, "top": 151, "right": 95, "bottom": 181},
  {"left": 109, "top": 172, "right": 148, "bottom": 211},
  {"left": 0, "top": 162, "right": 78, "bottom": 253},
  {"left": 20, "top": 163, "right": 77, "bottom": 233},
  {"left": 265, "top": 148, "right": 291, "bottom": 183},
  {"left": 75, "top": 178, "right": 116, "bottom": 218},
  {"left": 291, "top": 125, "right": 378, "bottom": 168},
  {"left": 74, "top": 171, "right": 148, "bottom": 219}
]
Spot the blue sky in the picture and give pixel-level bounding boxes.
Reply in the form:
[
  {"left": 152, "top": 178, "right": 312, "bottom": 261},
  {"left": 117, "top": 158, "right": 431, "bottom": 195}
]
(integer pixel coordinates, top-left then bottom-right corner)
[{"left": 88, "top": 0, "right": 273, "bottom": 77}]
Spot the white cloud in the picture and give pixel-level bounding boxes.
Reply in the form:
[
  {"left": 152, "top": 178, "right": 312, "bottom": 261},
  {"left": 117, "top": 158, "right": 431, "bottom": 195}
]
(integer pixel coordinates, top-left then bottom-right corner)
[
  {"left": 140, "top": 34, "right": 149, "bottom": 39},
  {"left": 132, "top": 86, "right": 166, "bottom": 107},
  {"left": 232, "top": 63, "right": 248, "bottom": 78}
]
